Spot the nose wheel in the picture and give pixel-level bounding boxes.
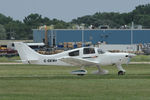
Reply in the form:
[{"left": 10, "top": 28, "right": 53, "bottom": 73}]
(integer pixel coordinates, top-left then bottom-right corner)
[
  {"left": 118, "top": 71, "right": 125, "bottom": 75},
  {"left": 116, "top": 64, "right": 126, "bottom": 75}
]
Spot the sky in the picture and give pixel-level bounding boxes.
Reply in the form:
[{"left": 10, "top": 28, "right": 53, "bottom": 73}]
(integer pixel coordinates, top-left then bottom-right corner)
[{"left": 0, "top": 0, "right": 150, "bottom": 22}]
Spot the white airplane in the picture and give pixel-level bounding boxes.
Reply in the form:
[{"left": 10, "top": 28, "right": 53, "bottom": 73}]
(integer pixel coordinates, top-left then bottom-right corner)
[{"left": 14, "top": 42, "right": 136, "bottom": 75}]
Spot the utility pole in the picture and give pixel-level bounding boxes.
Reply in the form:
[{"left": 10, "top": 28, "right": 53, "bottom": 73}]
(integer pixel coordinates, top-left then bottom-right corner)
[
  {"left": 131, "top": 22, "right": 134, "bottom": 45},
  {"left": 44, "top": 25, "right": 48, "bottom": 47},
  {"left": 82, "top": 24, "right": 85, "bottom": 47}
]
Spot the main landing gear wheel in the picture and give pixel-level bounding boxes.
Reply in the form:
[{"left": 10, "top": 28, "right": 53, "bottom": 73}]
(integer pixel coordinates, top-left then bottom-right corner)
[
  {"left": 118, "top": 71, "right": 125, "bottom": 75},
  {"left": 77, "top": 74, "right": 85, "bottom": 76},
  {"left": 71, "top": 69, "right": 87, "bottom": 76}
]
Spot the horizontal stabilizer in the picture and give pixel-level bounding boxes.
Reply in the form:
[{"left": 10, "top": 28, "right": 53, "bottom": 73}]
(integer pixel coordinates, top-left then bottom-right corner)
[{"left": 15, "top": 59, "right": 38, "bottom": 64}]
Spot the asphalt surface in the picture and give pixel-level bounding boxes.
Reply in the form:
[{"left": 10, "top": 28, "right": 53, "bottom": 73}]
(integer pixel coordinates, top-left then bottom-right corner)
[
  {"left": 0, "top": 63, "right": 22, "bottom": 65},
  {"left": 130, "top": 62, "right": 150, "bottom": 64}
]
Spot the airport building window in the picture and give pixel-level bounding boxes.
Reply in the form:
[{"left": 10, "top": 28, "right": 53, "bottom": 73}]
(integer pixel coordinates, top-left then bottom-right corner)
[
  {"left": 83, "top": 48, "right": 95, "bottom": 54},
  {"left": 69, "top": 50, "right": 79, "bottom": 56}
]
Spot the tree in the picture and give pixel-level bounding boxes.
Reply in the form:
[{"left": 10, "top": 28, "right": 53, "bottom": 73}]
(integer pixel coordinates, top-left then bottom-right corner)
[
  {"left": 0, "top": 13, "right": 13, "bottom": 25},
  {"left": 23, "top": 13, "right": 43, "bottom": 28},
  {"left": 0, "top": 24, "right": 6, "bottom": 39}
]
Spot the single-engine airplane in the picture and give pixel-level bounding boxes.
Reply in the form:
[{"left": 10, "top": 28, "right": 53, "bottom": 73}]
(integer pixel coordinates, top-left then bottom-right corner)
[{"left": 14, "top": 42, "right": 136, "bottom": 75}]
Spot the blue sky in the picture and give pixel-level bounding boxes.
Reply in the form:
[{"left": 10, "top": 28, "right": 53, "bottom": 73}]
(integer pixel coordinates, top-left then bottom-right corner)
[{"left": 0, "top": 0, "right": 150, "bottom": 22}]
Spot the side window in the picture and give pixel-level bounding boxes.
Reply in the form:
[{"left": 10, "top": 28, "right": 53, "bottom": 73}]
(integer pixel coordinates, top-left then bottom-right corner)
[
  {"left": 97, "top": 49, "right": 105, "bottom": 54},
  {"left": 83, "top": 48, "right": 95, "bottom": 54},
  {"left": 69, "top": 50, "right": 79, "bottom": 56}
]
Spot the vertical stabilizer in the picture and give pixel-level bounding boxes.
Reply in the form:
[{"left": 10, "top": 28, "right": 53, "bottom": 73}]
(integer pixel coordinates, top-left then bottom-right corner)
[{"left": 14, "top": 42, "right": 39, "bottom": 63}]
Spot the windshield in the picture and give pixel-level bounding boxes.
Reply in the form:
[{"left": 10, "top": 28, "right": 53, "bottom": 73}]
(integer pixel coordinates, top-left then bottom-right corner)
[{"left": 97, "top": 49, "right": 105, "bottom": 54}]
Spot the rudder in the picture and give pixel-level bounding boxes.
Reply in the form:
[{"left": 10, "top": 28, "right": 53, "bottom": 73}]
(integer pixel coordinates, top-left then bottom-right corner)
[{"left": 14, "top": 42, "right": 39, "bottom": 63}]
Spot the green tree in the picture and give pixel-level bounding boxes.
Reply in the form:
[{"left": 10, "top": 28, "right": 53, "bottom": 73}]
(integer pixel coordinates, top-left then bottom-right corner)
[
  {"left": 23, "top": 13, "right": 43, "bottom": 28},
  {"left": 0, "top": 24, "right": 6, "bottom": 39}
]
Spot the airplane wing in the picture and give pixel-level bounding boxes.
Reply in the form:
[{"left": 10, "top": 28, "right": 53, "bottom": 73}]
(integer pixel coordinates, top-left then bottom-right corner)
[{"left": 60, "top": 57, "right": 99, "bottom": 66}]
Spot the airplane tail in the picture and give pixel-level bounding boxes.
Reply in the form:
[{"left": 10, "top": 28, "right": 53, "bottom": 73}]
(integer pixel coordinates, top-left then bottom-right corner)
[{"left": 14, "top": 42, "right": 39, "bottom": 64}]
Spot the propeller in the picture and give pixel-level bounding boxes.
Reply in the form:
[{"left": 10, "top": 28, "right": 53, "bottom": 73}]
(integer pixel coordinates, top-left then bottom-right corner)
[
  {"left": 126, "top": 53, "right": 136, "bottom": 65},
  {"left": 127, "top": 57, "right": 131, "bottom": 65},
  {"left": 128, "top": 53, "right": 136, "bottom": 58}
]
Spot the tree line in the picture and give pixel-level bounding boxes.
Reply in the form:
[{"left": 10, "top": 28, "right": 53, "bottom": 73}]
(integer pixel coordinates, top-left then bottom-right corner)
[{"left": 0, "top": 4, "right": 150, "bottom": 40}]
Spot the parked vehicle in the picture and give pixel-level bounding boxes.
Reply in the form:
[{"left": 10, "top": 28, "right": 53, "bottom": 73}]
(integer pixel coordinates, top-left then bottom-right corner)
[{"left": 142, "top": 43, "right": 150, "bottom": 55}]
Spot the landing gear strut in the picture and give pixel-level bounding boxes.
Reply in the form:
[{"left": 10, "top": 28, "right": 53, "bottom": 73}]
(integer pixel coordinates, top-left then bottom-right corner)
[
  {"left": 92, "top": 65, "right": 109, "bottom": 75},
  {"left": 116, "top": 64, "right": 126, "bottom": 75}
]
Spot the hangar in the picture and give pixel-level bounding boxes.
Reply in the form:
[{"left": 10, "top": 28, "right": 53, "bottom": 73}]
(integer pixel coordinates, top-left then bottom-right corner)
[{"left": 33, "top": 29, "right": 150, "bottom": 47}]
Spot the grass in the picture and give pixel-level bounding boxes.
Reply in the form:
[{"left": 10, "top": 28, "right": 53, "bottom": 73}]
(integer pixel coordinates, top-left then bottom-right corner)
[
  {"left": 131, "top": 55, "right": 150, "bottom": 62},
  {"left": 0, "top": 64, "right": 150, "bottom": 100},
  {"left": 0, "top": 56, "right": 20, "bottom": 62}
]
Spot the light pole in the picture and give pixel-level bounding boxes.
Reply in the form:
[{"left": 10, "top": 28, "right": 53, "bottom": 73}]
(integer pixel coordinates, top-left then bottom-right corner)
[
  {"left": 81, "top": 24, "right": 85, "bottom": 47},
  {"left": 131, "top": 22, "right": 134, "bottom": 45}
]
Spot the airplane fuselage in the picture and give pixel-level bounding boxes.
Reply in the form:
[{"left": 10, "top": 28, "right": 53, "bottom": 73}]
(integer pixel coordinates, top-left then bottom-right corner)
[{"left": 23, "top": 47, "right": 129, "bottom": 66}]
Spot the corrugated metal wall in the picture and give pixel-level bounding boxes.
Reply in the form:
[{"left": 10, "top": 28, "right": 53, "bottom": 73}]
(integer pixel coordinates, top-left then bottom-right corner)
[{"left": 33, "top": 29, "right": 150, "bottom": 46}]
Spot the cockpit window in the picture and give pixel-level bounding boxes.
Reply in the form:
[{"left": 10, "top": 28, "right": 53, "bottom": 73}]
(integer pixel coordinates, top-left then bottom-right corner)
[
  {"left": 83, "top": 48, "right": 95, "bottom": 54},
  {"left": 69, "top": 50, "right": 79, "bottom": 56},
  {"left": 97, "top": 49, "right": 105, "bottom": 54}
]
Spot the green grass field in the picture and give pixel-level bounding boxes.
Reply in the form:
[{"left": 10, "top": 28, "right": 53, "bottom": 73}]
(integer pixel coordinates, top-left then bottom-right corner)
[
  {"left": 0, "top": 56, "right": 20, "bottom": 62},
  {"left": 131, "top": 55, "right": 150, "bottom": 62},
  {"left": 0, "top": 64, "right": 150, "bottom": 100}
]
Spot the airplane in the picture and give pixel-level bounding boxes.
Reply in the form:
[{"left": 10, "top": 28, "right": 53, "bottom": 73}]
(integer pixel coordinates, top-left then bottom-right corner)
[{"left": 14, "top": 42, "right": 136, "bottom": 75}]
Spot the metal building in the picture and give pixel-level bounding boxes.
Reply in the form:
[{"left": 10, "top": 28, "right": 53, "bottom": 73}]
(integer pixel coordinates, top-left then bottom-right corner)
[{"left": 33, "top": 29, "right": 150, "bottom": 46}]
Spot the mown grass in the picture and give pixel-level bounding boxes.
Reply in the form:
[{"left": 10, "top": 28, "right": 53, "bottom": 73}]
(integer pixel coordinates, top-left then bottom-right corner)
[
  {"left": 131, "top": 55, "right": 150, "bottom": 62},
  {"left": 0, "top": 56, "right": 20, "bottom": 62},
  {"left": 0, "top": 64, "right": 150, "bottom": 100}
]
